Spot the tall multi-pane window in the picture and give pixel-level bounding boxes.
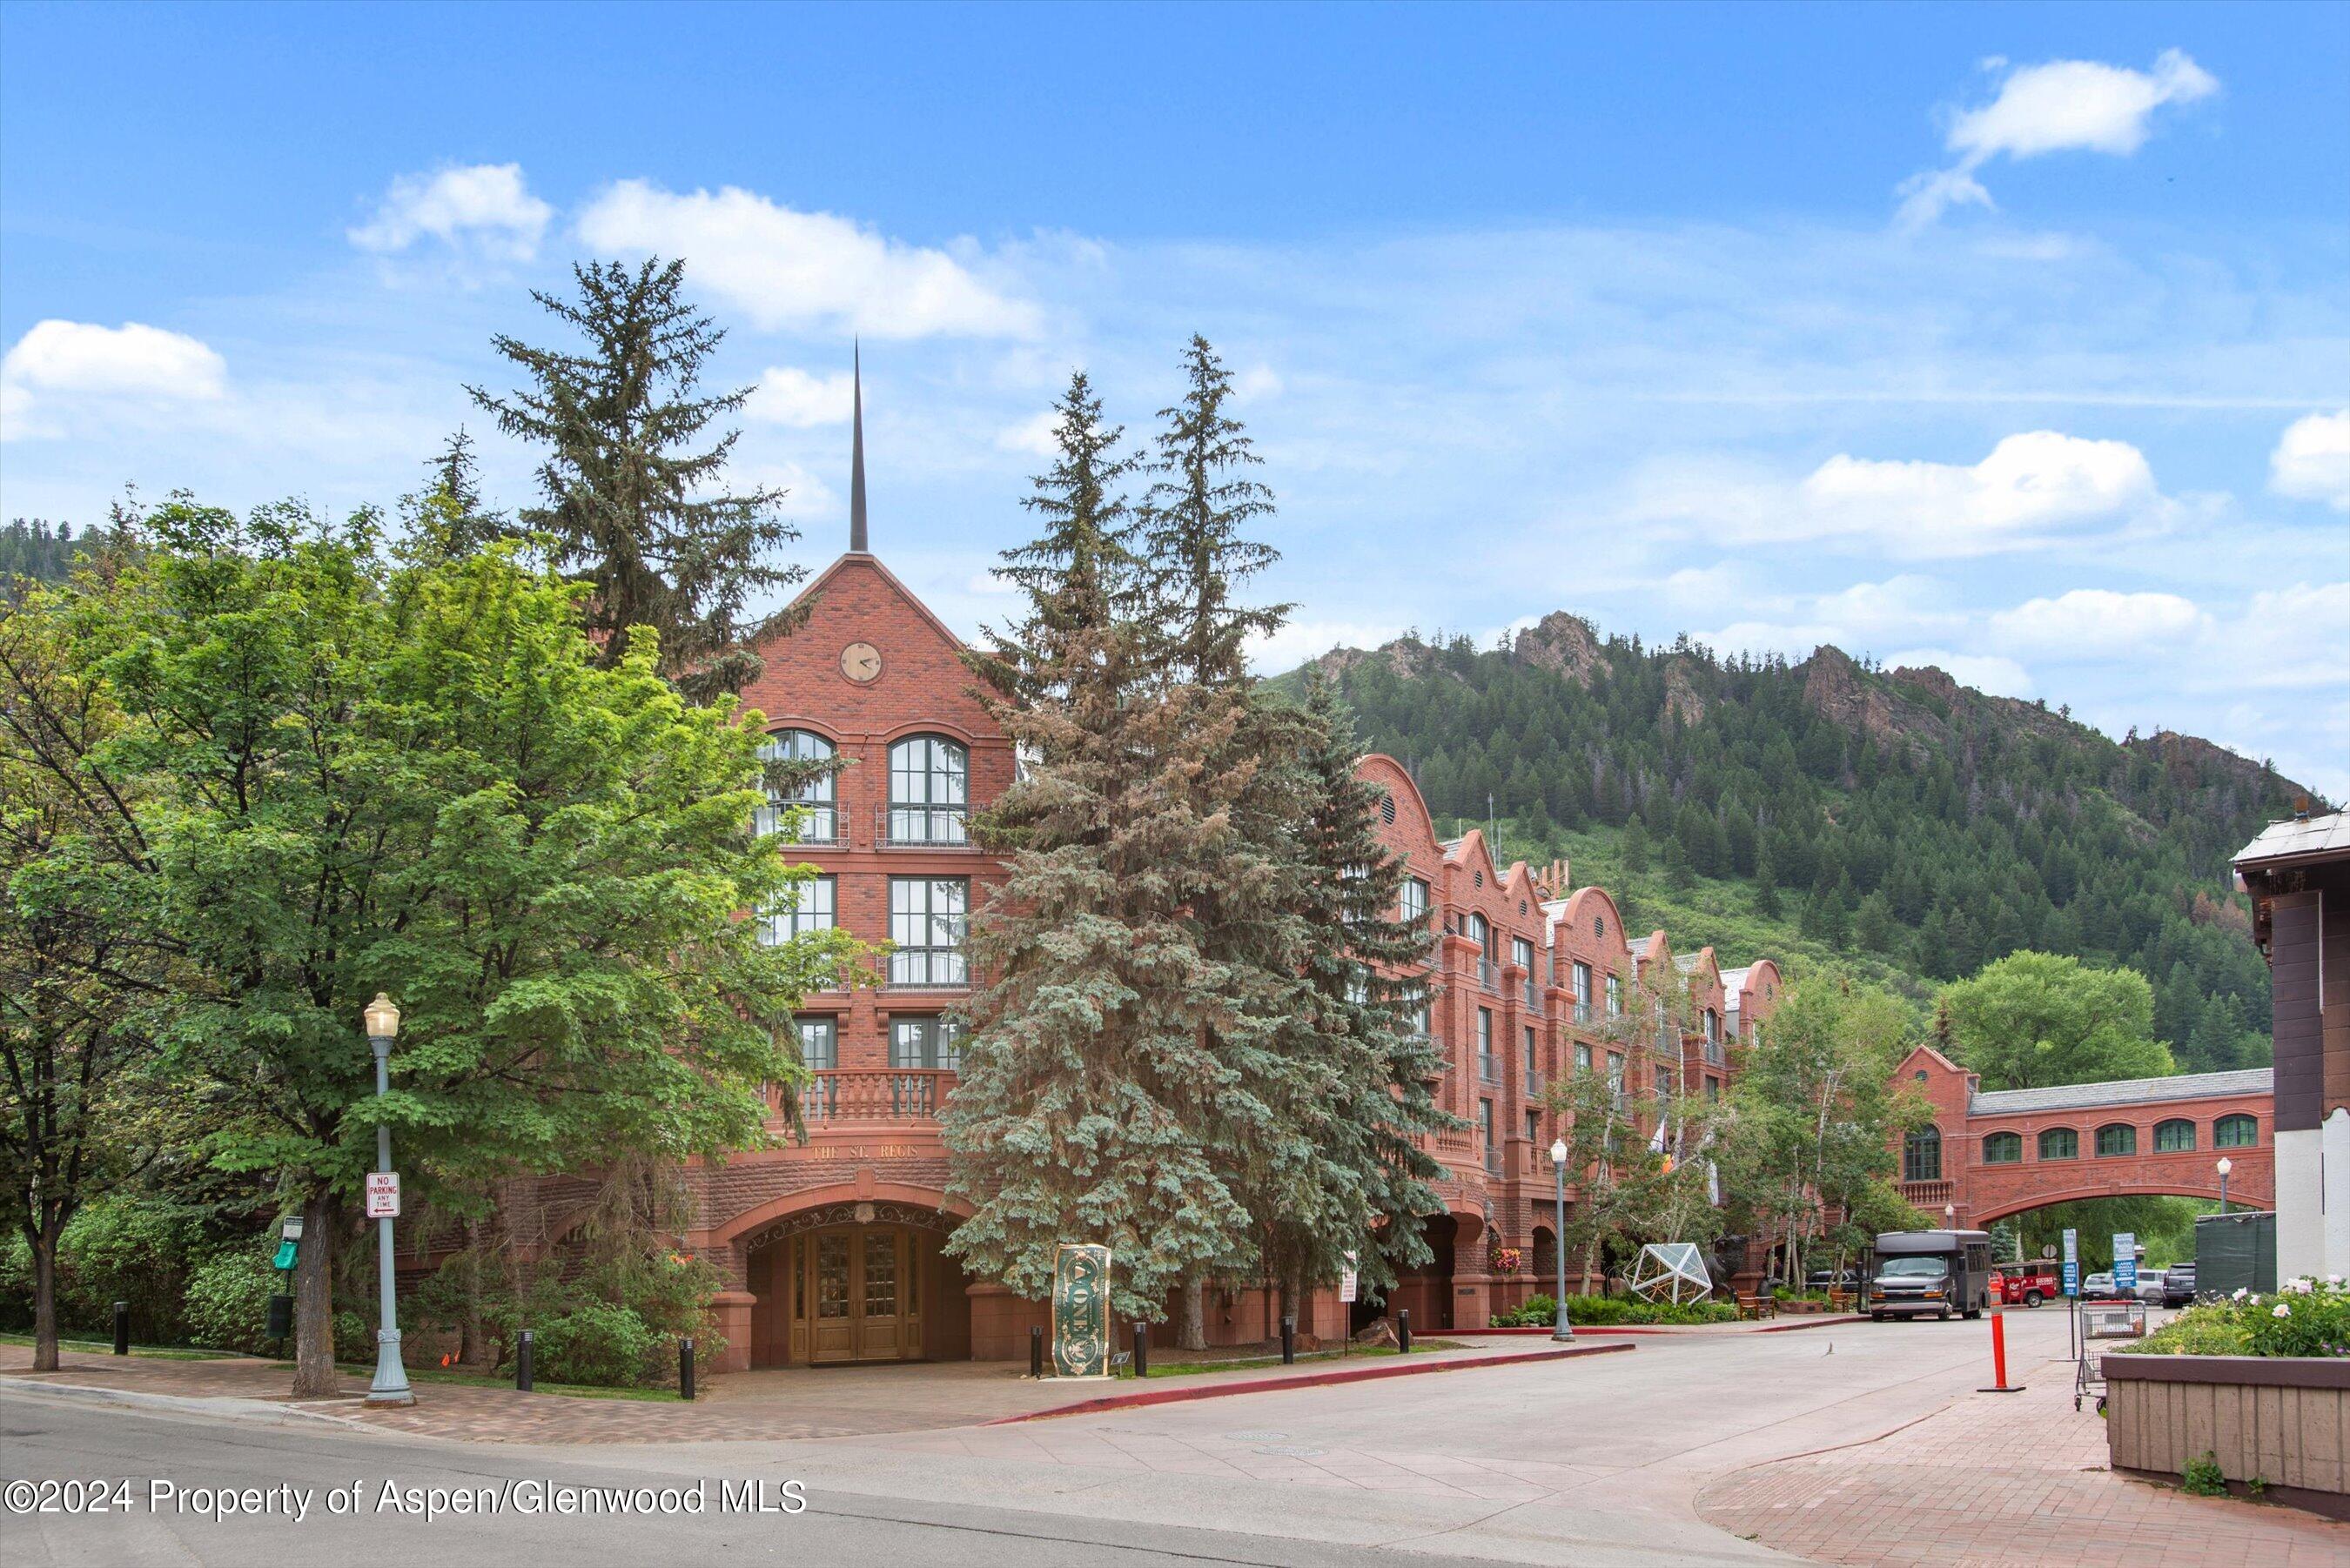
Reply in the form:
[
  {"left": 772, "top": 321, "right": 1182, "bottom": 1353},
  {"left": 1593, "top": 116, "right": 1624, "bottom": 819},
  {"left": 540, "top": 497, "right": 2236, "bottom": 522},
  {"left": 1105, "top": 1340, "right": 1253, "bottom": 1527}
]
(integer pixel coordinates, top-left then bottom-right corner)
[
  {"left": 1655, "top": 1064, "right": 1673, "bottom": 1102},
  {"left": 1703, "top": 1009, "right": 1720, "bottom": 1046},
  {"left": 887, "top": 734, "right": 968, "bottom": 844},
  {"left": 2154, "top": 1119, "right": 2195, "bottom": 1153},
  {"left": 1574, "top": 1042, "right": 1593, "bottom": 1074},
  {"left": 1400, "top": 877, "right": 1429, "bottom": 925},
  {"left": 2095, "top": 1123, "right": 2137, "bottom": 1157},
  {"left": 755, "top": 728, "right": 837, "bottom": 841},
  {"left": 1606, "top": 1051, "right": 1624, "bottom": 1102},
  {"left": 1477, "top": 1008, "right": 1495, "bottom": 1081},
  {"left": 890, "top": 1016, "right": 964, "bottom": 1070},
  {"left": 889, "top": 876, "right": 968, "bottom": 986},
  {"left": 1407, "top": 988, "right": 1431, "bottom": 1039},
  {"left": 1523, "top": 1025, "right": 1537, "bottom": 1075},
  {"left": 2214, "top": 1114, "right": 2258, "bottom": 1148},
  {"left": 1513, "top": 936, "right": 1534, "bottom": 973},
  {"left": 2039, "top": 1127, "right": 2079, "bottom": 1161},
  {"left": 1604, "top": 975, "right": 1622, "bottom": 1017},
  {"left": 1571, "top": 962, "right": 1593, "bottom": 1010},
  {"left": 762, "top": 874, "right": 836, "bottom": 947},
  {"left": 1479, "top": 1099, "right": 1496, "bottom": 1172},
  {"left": 1704, "top": 1075, "right": 1720, "bottom": 1101},
  {"left": 1982, "top": 1131, "right": 2023, "bottom": 1164},
  {"left": 1903, "top": 1126, "right": 1942, "bottom": 1182},
  {"left": 795, "top": 1017, "right": 838, "bottom": 1071}
]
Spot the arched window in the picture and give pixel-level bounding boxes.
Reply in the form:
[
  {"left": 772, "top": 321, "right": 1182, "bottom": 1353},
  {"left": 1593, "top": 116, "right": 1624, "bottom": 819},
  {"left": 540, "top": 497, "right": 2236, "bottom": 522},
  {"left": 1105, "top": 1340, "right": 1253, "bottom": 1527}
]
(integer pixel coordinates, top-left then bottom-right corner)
[
  {"left": 2154, "top": 1118, "right": 2196, "bottom": 1153},
  {"left": 1903, "top": 1126, "right": 1942, "bottom": 1182},
  {"left": 2214, "top": 1114, "right": 2258, "bottom": 1148},
  {"left": 755, "top": 728, "right": 836, "bottom": 841},
  {"left": 2095, "top": 1122, "right": 2137, "bottom": 1157},
  {"left": 2038, "top": 1127, "right": 2078, "bottom": 1161},
  {"left": 1982, "top": 1131, "right": 2023, "bottom": 1164},
  {"left": 888, "top": 734, "right": 967, "bottom": 844}
]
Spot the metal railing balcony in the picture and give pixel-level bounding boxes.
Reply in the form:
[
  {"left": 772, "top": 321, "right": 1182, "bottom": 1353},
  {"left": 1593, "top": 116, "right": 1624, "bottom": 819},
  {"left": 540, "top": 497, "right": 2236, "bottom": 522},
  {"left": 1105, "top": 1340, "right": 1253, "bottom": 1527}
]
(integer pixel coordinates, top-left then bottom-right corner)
[
  {"left": 1525, "top": 1069, "right": 1543, "bottom": 1096},
  {"left": 1569, "top": 1000, "right": 1595, "bottom": 1026},
  {"left": 1475, "top": 958, "right": 1501, "bottom": 993},
  {"left": 1522, "top": 980, "right": 1541, "bottom": 1011},
  {"left": 877, "top": 805, "right": 974, "bottom": 848},
  {"left": 1704, "top": 1041, "right": 1727, "bottom": 1067},
  {"left": 793, "top": 1069, "right": 956, "bottom": 1123},
  {"left": 1478, "top": 1054, "right": 1499, "bottom": 1084},
  {"left": 1483, "top": 1143, "right": 1501, "bottom": 1176},
  {"left": 754, "top": 805, "right": 846, "bottom": 846},
  {"left": 884, "top": 949, "right": 970, "bottom": 989}
]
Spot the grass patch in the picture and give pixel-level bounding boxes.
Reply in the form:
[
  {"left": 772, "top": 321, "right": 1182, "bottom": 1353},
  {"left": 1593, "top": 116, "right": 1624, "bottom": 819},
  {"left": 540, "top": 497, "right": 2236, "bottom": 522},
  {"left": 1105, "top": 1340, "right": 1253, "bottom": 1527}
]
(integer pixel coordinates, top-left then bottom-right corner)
[{"left": 0, "top": 1331, "right": 235, "bottom": 1361}]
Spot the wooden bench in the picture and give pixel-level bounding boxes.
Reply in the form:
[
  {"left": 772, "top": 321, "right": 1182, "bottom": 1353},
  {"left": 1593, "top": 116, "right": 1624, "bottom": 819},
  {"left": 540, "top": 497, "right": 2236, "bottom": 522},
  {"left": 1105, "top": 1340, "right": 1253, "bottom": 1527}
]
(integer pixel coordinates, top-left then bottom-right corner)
[
  {"left": 1736, "top": 1292, "right": 1777, "bottom": 1321},
  {"left": 1826, "top": 1289, "right": 1856, "bottom": 1312}
]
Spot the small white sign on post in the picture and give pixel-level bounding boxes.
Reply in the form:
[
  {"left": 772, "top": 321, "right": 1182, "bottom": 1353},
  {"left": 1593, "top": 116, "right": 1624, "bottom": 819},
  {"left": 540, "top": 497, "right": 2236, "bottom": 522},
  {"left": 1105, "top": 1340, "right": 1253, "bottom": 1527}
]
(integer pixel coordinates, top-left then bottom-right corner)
[
  {"left": 365, "top": 1171, "right": 400, "bottom": 1219},
  {"left": 1338, "top": 1250, "right": 1359, "bottom": 1305}
]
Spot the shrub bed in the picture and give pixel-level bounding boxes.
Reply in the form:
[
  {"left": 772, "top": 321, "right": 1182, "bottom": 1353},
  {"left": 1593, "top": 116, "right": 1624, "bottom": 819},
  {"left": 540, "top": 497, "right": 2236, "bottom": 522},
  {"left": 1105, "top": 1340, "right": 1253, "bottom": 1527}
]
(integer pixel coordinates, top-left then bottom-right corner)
[{"left": 1491, "top": 1292, "right": 1738, "bottom": 1327}]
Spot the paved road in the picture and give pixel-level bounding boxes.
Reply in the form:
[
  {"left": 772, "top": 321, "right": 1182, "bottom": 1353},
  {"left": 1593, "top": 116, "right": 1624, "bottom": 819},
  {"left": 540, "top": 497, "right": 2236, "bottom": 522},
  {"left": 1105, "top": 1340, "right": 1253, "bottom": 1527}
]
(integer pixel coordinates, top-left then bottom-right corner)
[
  {"left": 0, "top": 1306, "right": 2105, "bottom": 1566},
  {"left": 0, "top": 1390, "right": 1475, "bottom": 1567}
]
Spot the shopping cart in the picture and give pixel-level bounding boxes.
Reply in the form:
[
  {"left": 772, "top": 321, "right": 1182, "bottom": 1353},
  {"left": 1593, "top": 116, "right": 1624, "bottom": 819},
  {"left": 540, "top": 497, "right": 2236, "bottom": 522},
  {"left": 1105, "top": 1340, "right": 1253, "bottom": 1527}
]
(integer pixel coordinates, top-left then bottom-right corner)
[{"left": 2073, "top": 1299, "right": 2145, "bottom": 1411}]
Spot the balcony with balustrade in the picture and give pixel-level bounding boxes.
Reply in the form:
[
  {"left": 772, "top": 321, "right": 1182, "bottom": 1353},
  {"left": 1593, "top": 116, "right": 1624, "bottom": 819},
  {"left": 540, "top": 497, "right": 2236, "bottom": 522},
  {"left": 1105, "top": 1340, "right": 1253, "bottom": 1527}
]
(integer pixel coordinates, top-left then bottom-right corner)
[
  {"left": 790, "top": 1069, "right": 957, "bottom": 1126},
  {"left": 754, "top": 802, "right": 849, "bottom": 848},
  {"left": 883, "top": 948, "right": 971, "bottom": 993}
]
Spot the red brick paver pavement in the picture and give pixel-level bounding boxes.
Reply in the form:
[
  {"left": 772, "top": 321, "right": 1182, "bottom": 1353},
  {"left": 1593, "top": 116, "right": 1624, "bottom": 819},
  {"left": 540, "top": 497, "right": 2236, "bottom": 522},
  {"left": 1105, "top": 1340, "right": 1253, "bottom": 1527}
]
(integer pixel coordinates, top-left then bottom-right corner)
[{"left": 1695, "top": 1352, "right": 2350, "bottom": 1567}]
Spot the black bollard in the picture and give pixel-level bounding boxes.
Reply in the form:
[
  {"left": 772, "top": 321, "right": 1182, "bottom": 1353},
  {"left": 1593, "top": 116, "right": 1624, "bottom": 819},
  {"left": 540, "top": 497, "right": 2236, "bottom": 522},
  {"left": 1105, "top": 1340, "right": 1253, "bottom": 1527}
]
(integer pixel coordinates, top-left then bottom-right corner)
[
  {"left": 1280, "top": 1315, "right": 1296, "bottom": 1365},
  {"left": 680, "top": 1337, "right": 696, "bottom": 1401},
  {"left": 1133, "top": 1321, "right": 1149, "bottom": 1379},
  {"left": 515, "top": 1328, "right": 534, "bottom": 1391},
  {"left": 113, "top": 1300, "right": 130, "bottom": 1356},
  {"left": 1397, "top": 1309, "right": 1412, "bottom": 1355},
  {"left": 1030, "top": 1323, "right": 1044, "bottom": 1378}
]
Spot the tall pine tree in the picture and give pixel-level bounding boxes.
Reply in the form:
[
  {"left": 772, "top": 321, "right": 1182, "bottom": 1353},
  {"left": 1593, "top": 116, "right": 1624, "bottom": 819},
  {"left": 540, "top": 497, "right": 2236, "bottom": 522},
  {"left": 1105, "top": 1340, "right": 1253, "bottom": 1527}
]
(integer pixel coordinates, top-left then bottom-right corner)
[
  {"left": 942, "top": 372, "right": 1256, "bottom": 1319},
  {"left": 468, "top": 258, "right": 803, "bottom": 700}
]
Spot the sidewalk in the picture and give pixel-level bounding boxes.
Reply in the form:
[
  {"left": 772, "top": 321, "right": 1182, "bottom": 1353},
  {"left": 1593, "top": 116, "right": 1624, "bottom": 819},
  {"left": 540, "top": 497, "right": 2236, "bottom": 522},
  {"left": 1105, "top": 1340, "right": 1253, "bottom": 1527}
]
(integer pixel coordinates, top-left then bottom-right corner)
[
  {"left": 0, "top": 1335, "right": 1615, "bottom": 1445},
  {"left": 1693, "top": 1349, "right": 2350, "bottom": 1567}
]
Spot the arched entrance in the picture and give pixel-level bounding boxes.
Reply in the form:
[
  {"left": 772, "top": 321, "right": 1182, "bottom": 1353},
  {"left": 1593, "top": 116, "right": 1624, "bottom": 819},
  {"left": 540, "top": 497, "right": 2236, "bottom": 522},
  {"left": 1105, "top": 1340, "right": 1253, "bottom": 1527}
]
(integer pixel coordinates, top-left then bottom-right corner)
[{"left": 742, "top": 1200, "right": 971, "bottom": 1366}]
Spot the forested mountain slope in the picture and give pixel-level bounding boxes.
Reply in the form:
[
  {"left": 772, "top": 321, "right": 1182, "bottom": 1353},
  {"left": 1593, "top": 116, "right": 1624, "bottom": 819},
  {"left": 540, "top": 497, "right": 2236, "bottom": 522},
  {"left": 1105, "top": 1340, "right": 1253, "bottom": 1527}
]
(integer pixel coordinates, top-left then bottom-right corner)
[{"left": 1284, "top": 613, "right": 2319, "bottom": 1073}]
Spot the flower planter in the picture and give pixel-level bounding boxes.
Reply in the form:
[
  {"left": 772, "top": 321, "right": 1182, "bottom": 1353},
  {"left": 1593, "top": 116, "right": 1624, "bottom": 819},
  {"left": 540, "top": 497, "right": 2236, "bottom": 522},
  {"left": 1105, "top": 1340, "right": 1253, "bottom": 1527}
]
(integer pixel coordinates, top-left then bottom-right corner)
[{"left": 2102, "top": 1353, "right": 2350, "bottom": 1519}]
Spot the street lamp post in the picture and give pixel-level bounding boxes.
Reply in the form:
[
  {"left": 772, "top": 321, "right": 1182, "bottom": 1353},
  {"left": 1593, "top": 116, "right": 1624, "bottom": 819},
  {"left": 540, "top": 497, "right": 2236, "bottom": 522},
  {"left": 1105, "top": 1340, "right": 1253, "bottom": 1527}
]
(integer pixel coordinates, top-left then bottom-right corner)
[
  {"left": 1549, "top": 1138, "right": 1574, "bottom": 1341},
  {"left": 2217, "top": 1156, "right": 2232, "bottom": 1216},
  {"left": 364, "top": 993, "right": 413, "bottom": 1407},
  {"left": 1944, "top": 1203, "right": 1957, "bottom": 1230}
]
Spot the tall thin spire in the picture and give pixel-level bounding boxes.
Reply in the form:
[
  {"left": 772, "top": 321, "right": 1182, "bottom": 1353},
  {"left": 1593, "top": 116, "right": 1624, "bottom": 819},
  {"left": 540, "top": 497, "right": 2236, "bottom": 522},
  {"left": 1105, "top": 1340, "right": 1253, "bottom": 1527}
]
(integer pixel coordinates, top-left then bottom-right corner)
[{"left": 849, "top": 341, "right": 868, "bottom": 553}]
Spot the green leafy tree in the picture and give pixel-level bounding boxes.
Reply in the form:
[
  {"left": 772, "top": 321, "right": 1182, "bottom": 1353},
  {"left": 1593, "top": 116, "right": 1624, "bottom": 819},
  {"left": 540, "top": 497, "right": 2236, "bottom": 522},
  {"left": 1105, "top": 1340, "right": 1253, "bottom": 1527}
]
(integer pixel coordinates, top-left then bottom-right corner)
[
  {"left": 1721, "top": 982, "right": 1925, "bottom": 1287},
  {"left": 1936, "top": 951, "right": 2172, "bottom": 1091},
  {"left": 0, "top": 567, "right": 176, "bottom": 1370},
  {"left": 469, "top": 258, "right": 804, "bottom": 700},
  {"left": 57, "top": 499, "right": 853, "bottom": 1394},
  {"left": 943, "top": 373, "right": 1255, "bottom": 1319}
]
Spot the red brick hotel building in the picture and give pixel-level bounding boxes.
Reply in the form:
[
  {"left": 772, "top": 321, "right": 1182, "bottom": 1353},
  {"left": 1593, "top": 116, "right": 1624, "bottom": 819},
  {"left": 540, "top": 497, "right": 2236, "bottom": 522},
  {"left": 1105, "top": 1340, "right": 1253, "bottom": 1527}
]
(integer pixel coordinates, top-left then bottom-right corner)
[{"left": 546, "top": 425, "right": 1783, "bottom": 1372}]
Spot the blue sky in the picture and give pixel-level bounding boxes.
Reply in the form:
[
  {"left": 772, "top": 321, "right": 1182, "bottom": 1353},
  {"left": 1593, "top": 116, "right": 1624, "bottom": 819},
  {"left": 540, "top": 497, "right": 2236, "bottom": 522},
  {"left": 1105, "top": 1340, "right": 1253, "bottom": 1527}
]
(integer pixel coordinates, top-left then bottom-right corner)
[{"left": 4, "top": 2, "right": 2347, "bottom": 792}]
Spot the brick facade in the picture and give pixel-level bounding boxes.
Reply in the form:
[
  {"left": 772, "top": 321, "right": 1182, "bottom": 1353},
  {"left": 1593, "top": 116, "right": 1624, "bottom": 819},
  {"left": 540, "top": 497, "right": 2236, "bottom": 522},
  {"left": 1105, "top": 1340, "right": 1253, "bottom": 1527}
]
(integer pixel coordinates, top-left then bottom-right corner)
[{"left": 521, "top": 542, "right": 1787, "bottom": 1368}]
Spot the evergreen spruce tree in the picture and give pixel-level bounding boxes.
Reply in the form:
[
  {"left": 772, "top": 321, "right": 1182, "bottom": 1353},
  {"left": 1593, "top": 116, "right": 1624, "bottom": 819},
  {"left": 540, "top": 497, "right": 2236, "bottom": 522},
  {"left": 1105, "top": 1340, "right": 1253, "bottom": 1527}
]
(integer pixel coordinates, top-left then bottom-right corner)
[
  {"left": 1263, "top": 672, "right": 1453, "bottom": 1311},
  {"left": 941, "top": 372, "right": 1255, "bottom": 1319},
  {"left": 469, "top": 258, "right": 803, "bottom": 699},
  {"left": 413, "top": 428, "right": 513, "bottom": 558}
]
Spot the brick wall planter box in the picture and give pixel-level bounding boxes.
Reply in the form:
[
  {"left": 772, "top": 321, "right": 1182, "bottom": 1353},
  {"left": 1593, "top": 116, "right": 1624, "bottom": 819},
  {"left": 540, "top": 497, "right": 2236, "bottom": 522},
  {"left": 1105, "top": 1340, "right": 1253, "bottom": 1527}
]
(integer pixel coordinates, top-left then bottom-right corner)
[{"left": 2102, "top": 1353, "right": 2350, "bottom": 1518}]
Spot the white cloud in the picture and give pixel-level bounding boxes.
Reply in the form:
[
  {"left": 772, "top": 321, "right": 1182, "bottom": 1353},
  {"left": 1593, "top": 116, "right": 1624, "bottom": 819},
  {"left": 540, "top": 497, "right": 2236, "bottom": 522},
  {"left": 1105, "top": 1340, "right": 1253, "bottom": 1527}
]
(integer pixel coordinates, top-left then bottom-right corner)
[
  {"left": 2201, "top": 582, "right": 2350, "bottom": 693},
  {"left": 2, "top": 320, "right": 227, "bottom": 439},
  {"left": 1628, "top": 432, "right": 2168, "bottom": 559},
  {"left": 995, "top": 410, "right": 1061, "bottom": 457},
  {"left": 2270, "top": 409, "right": 2350, "bottom": 511},
  {"left": 1899, "top": 50, "right": 2219, "bottom": 228},
  {"left": 349, "top": 164, "right": 552, "bottom": 262},
  {"left": 1884, "top": 648, "right": 2037, "bottom": 699},
  {"left": 746, "top": 365, "right": 854, "bottom": 427},
  {"left": 574, "top": 180, "right": 1038, "bottom": 338},
  {"left": 1989, "top": 588, "right": 2207, "bottom": 658}
]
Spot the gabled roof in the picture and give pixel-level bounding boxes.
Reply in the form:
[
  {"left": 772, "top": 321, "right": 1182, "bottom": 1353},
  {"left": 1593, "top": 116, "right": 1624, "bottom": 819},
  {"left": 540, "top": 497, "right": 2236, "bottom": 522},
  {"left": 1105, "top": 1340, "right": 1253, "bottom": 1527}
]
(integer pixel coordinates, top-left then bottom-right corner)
[
  {"left": 786, "top": 550, "right": 973, "bottom": 658},
  {"left": 1970, "top": 1068, "right": 2273, "bottom": 1116}
]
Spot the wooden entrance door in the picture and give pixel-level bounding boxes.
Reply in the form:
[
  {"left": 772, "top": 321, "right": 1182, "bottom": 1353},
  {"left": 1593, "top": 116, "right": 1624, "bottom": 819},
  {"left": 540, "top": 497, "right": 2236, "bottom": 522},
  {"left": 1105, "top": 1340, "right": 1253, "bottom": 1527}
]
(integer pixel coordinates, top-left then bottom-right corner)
[{"left": 802, "top": 1225, "right": 924, "bottom": 1364}]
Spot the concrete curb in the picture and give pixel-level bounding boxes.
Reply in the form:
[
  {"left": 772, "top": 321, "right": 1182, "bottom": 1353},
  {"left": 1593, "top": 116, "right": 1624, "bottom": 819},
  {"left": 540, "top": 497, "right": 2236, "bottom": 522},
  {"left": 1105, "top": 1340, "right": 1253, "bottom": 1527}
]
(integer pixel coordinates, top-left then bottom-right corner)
[
  {"left": 1753, "top": 1314, "right": 1868, "bottom": 1333},
  {"left": 986, "top": 1340, "right": 1635, "bottom": 1424}
]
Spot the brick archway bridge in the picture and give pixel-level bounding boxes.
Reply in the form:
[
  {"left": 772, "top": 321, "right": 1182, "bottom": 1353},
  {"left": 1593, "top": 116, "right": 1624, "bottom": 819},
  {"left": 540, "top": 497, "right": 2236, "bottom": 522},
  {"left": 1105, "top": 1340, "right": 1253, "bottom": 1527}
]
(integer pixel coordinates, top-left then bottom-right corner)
[{"left": 1897, "top": 1048, "right": 2274, "bottom": 1228}]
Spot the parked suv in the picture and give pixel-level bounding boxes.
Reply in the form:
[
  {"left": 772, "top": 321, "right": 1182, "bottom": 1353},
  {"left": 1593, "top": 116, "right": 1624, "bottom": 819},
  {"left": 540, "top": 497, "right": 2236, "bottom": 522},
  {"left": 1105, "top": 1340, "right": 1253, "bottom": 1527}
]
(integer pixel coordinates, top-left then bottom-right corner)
[
  {"left": 2132, "top": 1268, "right": 2169, "bottom": 1305},
  {"left": 2162, "top": 1263, "right": 2197, "bottom": 1307},
  {"left": 2080, "top": 1270, "right": 2120, "bottom": 1300}
]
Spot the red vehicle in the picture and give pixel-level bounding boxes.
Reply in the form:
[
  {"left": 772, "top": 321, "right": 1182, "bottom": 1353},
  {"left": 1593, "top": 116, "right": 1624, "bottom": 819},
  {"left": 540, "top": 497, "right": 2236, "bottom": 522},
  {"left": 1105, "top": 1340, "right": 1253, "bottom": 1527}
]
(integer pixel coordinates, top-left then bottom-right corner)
[{"left": 1994, "top": 1261, "right": 2060, "bottom": 1308}]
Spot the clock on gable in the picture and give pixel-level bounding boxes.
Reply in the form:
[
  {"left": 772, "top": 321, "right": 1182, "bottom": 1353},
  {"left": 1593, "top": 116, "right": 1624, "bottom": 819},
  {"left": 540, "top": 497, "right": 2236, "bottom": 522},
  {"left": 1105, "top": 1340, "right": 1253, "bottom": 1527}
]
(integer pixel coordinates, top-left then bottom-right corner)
[{"left": 840, "top": 641, "right": 883, "bottom": 683}]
